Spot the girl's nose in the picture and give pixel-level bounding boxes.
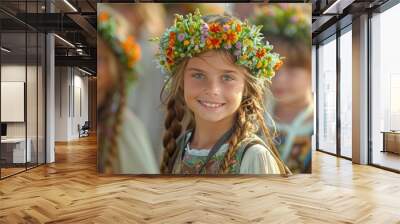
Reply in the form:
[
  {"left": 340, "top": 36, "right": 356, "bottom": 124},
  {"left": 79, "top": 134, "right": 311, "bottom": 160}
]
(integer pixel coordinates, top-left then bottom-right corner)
[{"left": 204, "top": 79, "right": 221, "bottom": 96}]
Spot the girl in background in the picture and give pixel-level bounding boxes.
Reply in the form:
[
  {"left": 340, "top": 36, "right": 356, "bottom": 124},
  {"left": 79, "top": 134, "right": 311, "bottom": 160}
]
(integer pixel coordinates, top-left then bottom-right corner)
[
  {"left": 152, "top": 10, "right": 291, "bottom": 175},
  {"left": 97, "top": 6, "right": 158, "bottom": 174},
  {"left": 252, "top": 4, "right": 313, "bottom": 173},
  {"left": 114, "top": 4, "right": 167, "bottom": 164}
]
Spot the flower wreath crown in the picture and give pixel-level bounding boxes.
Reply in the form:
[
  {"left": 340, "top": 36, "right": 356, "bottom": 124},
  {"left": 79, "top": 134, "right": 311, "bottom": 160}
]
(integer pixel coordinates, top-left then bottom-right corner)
[
  {"left": 251, "top": 4, "right": 311, "bottom": 45},
  {"left": 98, "top": 11, "right": 141, "bottom": 81},
  {"left": 150, "top": 9, "right": 283, "bottom": 80}
]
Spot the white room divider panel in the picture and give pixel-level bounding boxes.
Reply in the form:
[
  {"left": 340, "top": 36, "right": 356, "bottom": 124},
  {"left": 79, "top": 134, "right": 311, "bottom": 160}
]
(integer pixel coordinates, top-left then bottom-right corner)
[{"left": 1, "top": 82, "right": 24, "bottom": 122}]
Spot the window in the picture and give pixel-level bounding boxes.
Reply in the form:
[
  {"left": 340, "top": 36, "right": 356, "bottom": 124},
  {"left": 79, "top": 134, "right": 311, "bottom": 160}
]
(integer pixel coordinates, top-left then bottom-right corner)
[
  {"left": 339, "top": 27, "right": 352, "bottom": 158},
  {"left": 371, "top": 3, "right": 400, "bottom": 171},
  {"left": 0, "top": 1, "right": 47, "bottom": 179},
  {"left": 317, "top": 36, "right": 337, "bottom": 154}
]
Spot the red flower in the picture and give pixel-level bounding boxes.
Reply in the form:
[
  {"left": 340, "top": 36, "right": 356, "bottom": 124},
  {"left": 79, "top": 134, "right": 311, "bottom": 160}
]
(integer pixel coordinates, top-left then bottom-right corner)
[
  {"left": 169, "top": 32, "right": 176, "bottom": 41},
  {"left": 166, "top": 58, "right": 173, "bottom": 65},
  {"left": 166, "top": 47, "right": 174, "bottom": 59},
  {"left": 226, "top": 31, "right": 238, "bottom": 45},
  {"left": 169, "top": 32, "right": 176, "bottom": 46},
  {"left": 206, "top": 37, "right": 221, "bottom": 49},
  {"left": 256, "top": 48, "right": 266, "bottom": 59},
  {"left": 209, "top": 23, "right": 222, "bottom": 33}
]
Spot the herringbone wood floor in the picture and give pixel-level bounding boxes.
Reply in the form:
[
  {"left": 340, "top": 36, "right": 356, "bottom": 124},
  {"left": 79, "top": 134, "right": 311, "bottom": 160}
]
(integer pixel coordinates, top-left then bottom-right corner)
[{"left": 0, "top": 135, "right": 399, "bottom": 223}]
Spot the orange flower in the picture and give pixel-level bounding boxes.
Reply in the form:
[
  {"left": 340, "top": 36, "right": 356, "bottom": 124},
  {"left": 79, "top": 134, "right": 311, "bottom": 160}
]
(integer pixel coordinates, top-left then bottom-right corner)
[
  {"left": 128, "top": 47, "right": 141, "bottom": 67},
  {"left": 274, "top": 60, "right": 283, "bottom": 71},
  {"left": 206, "top": 37, "right": 221, "bottom": 49},
  {"left": 226, "top": 30, "right": 238, "bottom": 45},
  {"left": 131, "top": 42, "right": 141, "bottom": 61},
  {"left": 99, "top": 12, "right": 109, "bottom": 22},
  {"left": 209, "top": 23, "right": 222, "bottom": 33},
  {"left": 123, "top": 36, "right": 136, "bottom": 54},
  {"left": 122, "top": 36, "right": 141, "bottom": 67},
  {"left": 236, "top": 23, "right": 241, "bottom": 32},
  {"left": 128, "top": 56, "right": 137, "bottom": 67},
  {"left": 256, "top": 48, "right": 266, "bottom": 59}
]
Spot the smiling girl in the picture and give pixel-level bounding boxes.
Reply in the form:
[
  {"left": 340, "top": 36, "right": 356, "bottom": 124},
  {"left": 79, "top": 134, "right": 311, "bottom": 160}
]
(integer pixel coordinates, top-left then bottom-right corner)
[{"left": 152, "top": 10, "right": 291, "bottom": 175}]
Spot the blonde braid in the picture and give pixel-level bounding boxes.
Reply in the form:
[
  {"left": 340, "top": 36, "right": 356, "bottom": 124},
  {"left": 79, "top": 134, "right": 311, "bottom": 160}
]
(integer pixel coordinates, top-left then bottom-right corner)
[
  {"left": 160, "top": 98, "right": 184, "bottom": 173},
  {"left": 219, "top": 75, "right": 291, "bottom": 175},
  {"left": 219, "top": 104, "right": 252, "bottom": 174},
  {"left": 159, "top": 59, "right": 188, "bottom": 174},
  {"left": 104, "top": 70, "right": 126, "bottom": 174},
  {"left": 219, "top": 121, "right": 240, "bottom": 174}
]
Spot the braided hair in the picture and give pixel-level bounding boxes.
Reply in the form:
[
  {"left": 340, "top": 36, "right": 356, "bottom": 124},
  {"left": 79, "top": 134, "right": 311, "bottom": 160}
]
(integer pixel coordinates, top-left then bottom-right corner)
[
  {"left": 159, "top": 59, "right": 189, "bottom": 173},
  {"left": 97, "top": 38, "right": 127, "bottom": 174}
]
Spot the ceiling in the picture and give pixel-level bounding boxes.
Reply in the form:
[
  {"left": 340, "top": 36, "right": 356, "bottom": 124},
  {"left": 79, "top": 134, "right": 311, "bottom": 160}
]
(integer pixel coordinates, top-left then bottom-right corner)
[
  {"left": 311, "top": 0, "right": 390, "bottom": 43},
  {"left": 0, "top": 0, "right": 97, "bottom": 74}
]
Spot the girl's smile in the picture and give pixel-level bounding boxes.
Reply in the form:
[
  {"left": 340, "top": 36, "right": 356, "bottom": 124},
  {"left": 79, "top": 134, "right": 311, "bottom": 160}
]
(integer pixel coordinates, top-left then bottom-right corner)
[{"left": 197, "top": 99, "right": 226, "bottom": 109}]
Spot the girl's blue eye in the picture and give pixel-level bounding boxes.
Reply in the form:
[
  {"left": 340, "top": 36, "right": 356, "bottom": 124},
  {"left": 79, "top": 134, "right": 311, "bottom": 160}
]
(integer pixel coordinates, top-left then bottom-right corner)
[
  {"left": 222, "top": 74, "right": 234, "bottom": 81},
  {"left": 192, "top": 73, "right": 205, "bottom": 80}
]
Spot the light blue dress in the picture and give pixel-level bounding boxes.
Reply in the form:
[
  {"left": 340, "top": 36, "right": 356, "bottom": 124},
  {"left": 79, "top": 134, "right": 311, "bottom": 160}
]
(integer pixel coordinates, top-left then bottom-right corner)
[{"left": 265, "top": 101, "right": 314, "bottom": 173}]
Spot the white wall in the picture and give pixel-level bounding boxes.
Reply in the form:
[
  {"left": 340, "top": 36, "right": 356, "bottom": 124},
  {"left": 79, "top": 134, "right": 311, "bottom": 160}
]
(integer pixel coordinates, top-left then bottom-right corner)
[
  {"left": 55, "top": 67, "right": 69, "bottom": 141},
  {"left": 72, "top": 73, "right": 89, "bottom": 138},
  {"left": 54, "top": 67, "right": 89, "bottom": 141},
  {"left": 1, "top": 65, "right": 26, "bottom": 81}
]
